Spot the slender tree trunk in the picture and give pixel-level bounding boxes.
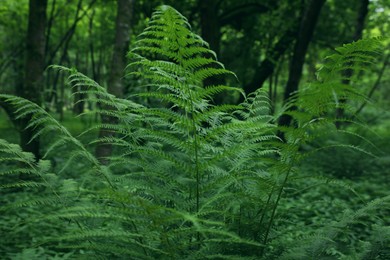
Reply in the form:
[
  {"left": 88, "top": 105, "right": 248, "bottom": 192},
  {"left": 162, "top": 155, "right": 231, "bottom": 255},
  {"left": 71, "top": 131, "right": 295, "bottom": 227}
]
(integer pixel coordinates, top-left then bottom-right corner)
[
  {"left": 356, "top": 52, "right": 390, "bottom": 115},
  {"left": 71, "top": 47, "right": 87, "bottom": 116},
  {"left": 96, "top": 0, "right": 134, "bottom": 163},
  {"left": 278, "top": 0, "right": 326, "bottom": 128},
  {"left": 46, "top": 0, "right": 96, "bottom": 66},
  {"left": 58, "top": 72, "right": 65, "bottom": 121},
  {"left": 0, "top": 44, "right": 24, "bottom": 79},
  {"left": 198, "top": 0, "right": 226, "bottom": 104},
  {"left": 0, "top": 99, "right": 17, "bottom": 126},
  {"left": 335, "top": 0, "right": 369, "bottom": 128},
  {"left": 352, "top": 0, "right": 369, "bottom": 43},
  {"left": 18, "top": 0, "right": 48, "bottom": 159},
  {"left": 243, "top": 27, "right": 298, "bottom": 96},
  {"left": 50, "top": 0, "right": 84, "bottom": 112},
  {"left": 199, "top": 0, "right": 220, "bottom": 56},
  {"left": 89, "top": 9, "right": 98, "bottom": 82},
  {"left": 45, "top": 0, "right": 57, "bottom": 57}
]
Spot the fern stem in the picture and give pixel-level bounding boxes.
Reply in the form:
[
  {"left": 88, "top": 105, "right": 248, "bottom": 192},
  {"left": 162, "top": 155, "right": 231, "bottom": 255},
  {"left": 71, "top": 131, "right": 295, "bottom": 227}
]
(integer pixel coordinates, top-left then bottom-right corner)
[
  {"left": 255, "top": 185, "right": 275, "bottom": 240},
  {"left": 194, "top": 131, "right": 200, "bottom": 213},
  {"left": 189, "top": 100, "right": 201, "bottom": 245},
  {"left": 186, "top": 81, "right": 201, "bottom": 245},
  {"left": 262, "top": 152, "right": 297, "bottom": 255}
]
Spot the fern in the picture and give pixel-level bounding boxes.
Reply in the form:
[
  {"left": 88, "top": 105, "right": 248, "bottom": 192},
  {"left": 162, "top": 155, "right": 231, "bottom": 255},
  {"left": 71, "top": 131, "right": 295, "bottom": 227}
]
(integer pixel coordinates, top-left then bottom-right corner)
[
  {"left": 0, "top": 5, "right": 388, "bottom": 259},
  {"left": 285, "top": 37, "right": 384, "bottom": 123}
]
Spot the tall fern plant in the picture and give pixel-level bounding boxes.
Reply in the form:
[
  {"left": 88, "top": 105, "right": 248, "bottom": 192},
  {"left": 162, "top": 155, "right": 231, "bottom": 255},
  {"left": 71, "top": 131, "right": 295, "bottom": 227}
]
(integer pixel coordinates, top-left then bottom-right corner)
[
  {"left": 0, "top": 5, "right": 388, "bottom": 260},
  {"left": 128, "top": 5, "right": 240, "bottom": 214},
  {"left": 117, "top": 5, "right": 279, "bottom": 256},
  {"left": 1, "top": 5, "right": 277, "bottom": 258}
]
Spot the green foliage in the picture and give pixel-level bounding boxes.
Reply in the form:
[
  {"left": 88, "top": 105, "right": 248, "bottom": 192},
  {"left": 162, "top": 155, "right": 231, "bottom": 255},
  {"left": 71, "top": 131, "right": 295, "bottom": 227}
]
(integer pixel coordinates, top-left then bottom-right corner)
[{"left": 0, "top": 5, "right": 389, "bottom": 259}]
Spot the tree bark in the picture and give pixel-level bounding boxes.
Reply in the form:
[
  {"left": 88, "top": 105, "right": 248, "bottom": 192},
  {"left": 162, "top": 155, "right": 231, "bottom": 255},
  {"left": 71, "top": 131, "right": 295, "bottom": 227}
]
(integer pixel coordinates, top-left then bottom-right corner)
[
  {"left": 199, "top": 0, "right": 277, "bottom": 59},
  {"left": 335, "top": 0, "right": 369, "bottom": 128},
  {"left": 352, "top": 0, "right": 369, "bottom": 42},
  {"left": 278, "top": 0, "right": 326, "bottom": 128},
  {"left": 243, "top": 27, "right": 298, "bottom": 95},
  {"left": 199, "top": 0, "right": 221, "bottom": 56},
  {"left": 0, "top": 98, "right": 17, "bottom": 126},
  {"left": 89, "top": 9, "right": 98, "bottom": 82},
  {"left": 198, "top": 0, "right": 277, "bottom": 102},
  {"left": 95, "top": 0, "right": 134, "bottom": 163},
  {"left": 18, "top": 0, "right": 48, "bottom": 159},
  {"left": 47, "top": 0, "right": 89, "bottom": 109},
  {"left": 46, "top": 0, "right": 96, "bottom": 66}
]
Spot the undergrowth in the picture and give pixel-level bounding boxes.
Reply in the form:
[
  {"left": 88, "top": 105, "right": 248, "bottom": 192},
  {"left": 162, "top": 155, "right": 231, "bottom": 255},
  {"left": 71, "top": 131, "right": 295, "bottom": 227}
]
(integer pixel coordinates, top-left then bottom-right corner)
[{"left": 0, "top": 5, "right": 389, "bottom": 259}]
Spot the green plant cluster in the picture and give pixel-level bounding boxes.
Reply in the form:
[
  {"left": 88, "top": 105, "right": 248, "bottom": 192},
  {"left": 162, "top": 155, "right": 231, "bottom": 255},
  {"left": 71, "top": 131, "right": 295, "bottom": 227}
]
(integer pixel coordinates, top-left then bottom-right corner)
[{"left": 0, "top": 5, "right": 389, "bottom": 259}]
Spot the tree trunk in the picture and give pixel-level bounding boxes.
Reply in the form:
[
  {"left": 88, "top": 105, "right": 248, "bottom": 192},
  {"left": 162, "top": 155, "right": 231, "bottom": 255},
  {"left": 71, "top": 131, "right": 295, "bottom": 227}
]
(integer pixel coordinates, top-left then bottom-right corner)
[
  {"left": 89, "top": 9, "right": 98, "bottom": 82},
  {"left": 198, "top": 0, "right": 227, "bottom": 104},
  {"left": 46, "top": 0, "right": 96, "bottom": 66},
  {"left": 18, "top": 0, "right": 48, "bottom": 159},
  {"left": 48, "top": 0, "right": 85, "bottom": 111},
  {"left": 278, "top": 0, "right": 326, "bottom": 128},
  {"left": 335, "top": 0, "right": 369, "bottom": 128},
  {"left": 243, "top": 27, "right": 298, "bottom": 96},
  {"left": 356, "top": 52, "right": 390, "bottom": 115},
  {"left": 199, "top": 0, "right": 220, "bottom": 56},
  {"left": 95, "top": 0, "right": 134, "bottom": 163}
]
